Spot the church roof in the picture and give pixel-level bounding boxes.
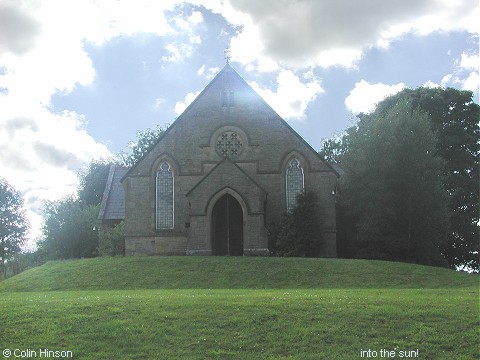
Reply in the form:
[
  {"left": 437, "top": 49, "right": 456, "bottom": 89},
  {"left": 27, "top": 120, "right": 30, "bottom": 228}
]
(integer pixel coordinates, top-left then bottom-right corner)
[
  {"left": 122, "top": 63, "right": 339, "bottom": 180},
  {"left": 98, "top": 164, "right": 129, "bottom": 220}
]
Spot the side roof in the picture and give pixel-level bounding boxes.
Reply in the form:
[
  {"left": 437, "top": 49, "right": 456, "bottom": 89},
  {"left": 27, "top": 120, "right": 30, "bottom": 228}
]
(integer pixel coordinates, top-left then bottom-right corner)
[
  {"left": 98, "top": 164, "right": 129, "bottom": 221},
  {"left": 122, "top": 63, "right": 339, "bottom": 180}
]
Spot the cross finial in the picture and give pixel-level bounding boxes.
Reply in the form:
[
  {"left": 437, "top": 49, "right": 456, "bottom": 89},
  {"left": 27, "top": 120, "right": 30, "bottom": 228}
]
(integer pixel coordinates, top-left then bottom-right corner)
[{"left": 224, "top": 47, "right": 231, "bottom": 64}]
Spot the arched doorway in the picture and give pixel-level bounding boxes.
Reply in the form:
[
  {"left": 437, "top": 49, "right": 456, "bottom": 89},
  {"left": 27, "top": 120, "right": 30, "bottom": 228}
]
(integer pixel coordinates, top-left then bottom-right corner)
[{"left": 211, "top": 194, "right": 244, "bottom": 256}]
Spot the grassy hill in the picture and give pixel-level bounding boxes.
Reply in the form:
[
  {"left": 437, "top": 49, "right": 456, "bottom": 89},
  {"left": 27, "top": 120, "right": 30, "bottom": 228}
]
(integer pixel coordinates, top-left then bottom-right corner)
[
  {"left": 1, "top": 257, "right": 478, "bottom": 359},
  {"left": 0, "top": 256, "right": 477, "bottom": 292}
]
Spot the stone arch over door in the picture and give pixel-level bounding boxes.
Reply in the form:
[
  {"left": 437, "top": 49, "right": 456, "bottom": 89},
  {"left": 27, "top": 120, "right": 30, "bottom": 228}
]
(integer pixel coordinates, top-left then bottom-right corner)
[{"left": 207, "top": 188, "right": 247, "bottom": 256}]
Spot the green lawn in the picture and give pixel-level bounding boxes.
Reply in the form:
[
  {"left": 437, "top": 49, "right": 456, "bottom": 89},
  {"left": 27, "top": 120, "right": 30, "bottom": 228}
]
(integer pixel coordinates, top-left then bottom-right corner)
[{"left": 0, "top": 257, "right": 478, "bottom": 359}]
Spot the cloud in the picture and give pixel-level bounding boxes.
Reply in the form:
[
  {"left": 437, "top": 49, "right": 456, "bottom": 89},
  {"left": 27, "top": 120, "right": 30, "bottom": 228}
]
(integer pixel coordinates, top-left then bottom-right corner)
[
  {"left": 459, "top": 52, "right": 479, "bottom": 71},
  {"left": 345, "top": 80, "right": 405, "bottom": 114},
  {"left": 175, "top": 91, "right": 201, "bottom": 115},
  {"left": 4, "top": 117, "right": 39, "bottom": 137},
  {"left": 439, "top": 52, "right": 480, "bottom": 100},
  {"left": 250, "top": 70, "right": 324, "bottom": 119},
  {"left": 32, "top": 142, "right": 80, "bottom": 169},
  {"left": 161, "top": 42, "right": 199, "bottom": 62},
  {"left": 197, "top": 65, "right": 219, "bottom": 79},
  {"left": 0, "top": 103, "right": 111, "bottom": 242},
  {"left": 161, "top": 10, "right": 204, "bottom": 62},
  {"left": 0, "top": 1, "right": 40, "bottom": 55},
  {"left": 173, "top": 9, "right": 203, "bottom": 30},
  {"left": 219, "top": 0, "right": 479, "bottom": 70}
]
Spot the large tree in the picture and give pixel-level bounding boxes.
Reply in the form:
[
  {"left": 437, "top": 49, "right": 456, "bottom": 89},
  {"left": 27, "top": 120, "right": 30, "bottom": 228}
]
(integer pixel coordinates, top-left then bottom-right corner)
[
  {"left": 339, "top": 98, "right": 449, "bottom": 266},
  {"left": 0, "top": 178, "right": 29, "bottom": 277},
  {"left": 371, "top": 87, "right": 479, "bottom": 270}
]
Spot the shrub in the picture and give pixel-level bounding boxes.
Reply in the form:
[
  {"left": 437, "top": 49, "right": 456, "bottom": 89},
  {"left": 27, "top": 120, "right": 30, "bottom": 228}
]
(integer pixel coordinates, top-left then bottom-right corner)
[
  {"left": 269, "top": 191, "right": 322, "bottom": 257},
  {"left": 98, "top": 221, "right": 125, "bottom": 256}
]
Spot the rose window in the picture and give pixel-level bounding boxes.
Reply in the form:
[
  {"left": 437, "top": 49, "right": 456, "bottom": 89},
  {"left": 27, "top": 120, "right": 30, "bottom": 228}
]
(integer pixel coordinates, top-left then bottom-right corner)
[{"left": 216, "top": 131, "right": 243, "bottom": 158}]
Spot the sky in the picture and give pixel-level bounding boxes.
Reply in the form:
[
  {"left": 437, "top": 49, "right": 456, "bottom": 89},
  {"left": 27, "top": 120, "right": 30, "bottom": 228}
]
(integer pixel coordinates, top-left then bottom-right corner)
[{"left": 0, "top": 0, "right": 478, "bottom": 247}]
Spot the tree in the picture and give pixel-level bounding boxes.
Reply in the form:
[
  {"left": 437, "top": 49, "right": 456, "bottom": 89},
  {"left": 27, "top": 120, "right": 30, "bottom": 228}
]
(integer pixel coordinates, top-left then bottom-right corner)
[
  {"left": 269, "top": 191, "right": 322, "bottom": 257},
  {"left": 0, "top": 178, "right": 29, "bottom": 277},
  {"left": 319, "top": 134, "right": 350, "bottom": 163},
  {"left": 119, "top": 125, "right": 165, "bottom": 167},
  {"left": 371, "top": 87, "right": 479, "bottom": 271},
  {"left": 340, "top": 98, "right": 448, "bottom": 266},
  {"left": 39, "top": 197, "right": 99, "bottom": 259},
  {"left": 77, "top": 159, "right": 116, "bottom": 206}
]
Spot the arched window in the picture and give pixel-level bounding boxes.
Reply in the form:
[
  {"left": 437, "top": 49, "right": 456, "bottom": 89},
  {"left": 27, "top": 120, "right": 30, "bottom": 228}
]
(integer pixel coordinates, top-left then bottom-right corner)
[
  {"left": 286, "top": 158, "right": 304, "bottom": 213},
  {"left": 156, "top": 162, "right": 174, "bottom": 229}
]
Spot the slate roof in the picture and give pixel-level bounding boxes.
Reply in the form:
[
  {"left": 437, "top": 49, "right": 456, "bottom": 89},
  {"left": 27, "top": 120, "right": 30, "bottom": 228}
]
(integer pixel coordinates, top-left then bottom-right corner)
[
  {"left": 98, "top": 165, "right": 129, "bottom": 220},
  {"left": 328, "top": 162, "right": 345, "bottom": 177}
]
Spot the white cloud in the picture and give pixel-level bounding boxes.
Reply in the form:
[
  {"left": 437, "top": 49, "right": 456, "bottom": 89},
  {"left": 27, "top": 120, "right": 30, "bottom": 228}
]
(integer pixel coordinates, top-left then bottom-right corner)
[
  {"left": 161, "top": 43, "right": 185, "bottom": 62},
  {"left": 0, "top": 105, "right": 111, "bottom": 243},
  {"left": 345, "top": 80, "right": 405, "bottom": 114},
  {"left": 197, "top": 65, "right": 219, "bottom": 80},
  {"left": 461, "top": 72, "right": 479, "bottom": 95},
  {"left": 440, "top": 52, "right": 479, "bottom": 100},
  {"left": 173, "top": 10, "right": 203, "bottom": 30},
  {"left": 459, "top": 52, "right": 479, "bottom": 71},
  {"left": 47, "top": 0, "right": 177, "bottom": 46},
  {"left": 250, "top": 70, "right": 324, "bottom": 120},
  {"left": 423, "top": 80, "right": 440, "bottom": 88},
  {"left": 161, "top": 9, "right": 204, "bottom": 63},
  {"left": 200, "top": 0, "right": 480, "bottom": 70},
  {"left": 175, "top": 90, "right": 201, "bottom": 115}
]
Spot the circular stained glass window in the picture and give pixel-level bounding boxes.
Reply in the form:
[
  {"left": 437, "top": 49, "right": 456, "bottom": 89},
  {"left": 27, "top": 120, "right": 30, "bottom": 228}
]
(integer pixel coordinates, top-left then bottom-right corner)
[{"left": 216, "top": 131, "right": 243, "bottom": 158}]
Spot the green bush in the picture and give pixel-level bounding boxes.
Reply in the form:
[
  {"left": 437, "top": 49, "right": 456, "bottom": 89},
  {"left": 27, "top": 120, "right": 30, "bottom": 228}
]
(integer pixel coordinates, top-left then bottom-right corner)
[
  {"left": 269, "top": 191, "right": 322, "bottom": 257},
  {"left": 98, "top": 221, "right": 125, "bottom": 256}
]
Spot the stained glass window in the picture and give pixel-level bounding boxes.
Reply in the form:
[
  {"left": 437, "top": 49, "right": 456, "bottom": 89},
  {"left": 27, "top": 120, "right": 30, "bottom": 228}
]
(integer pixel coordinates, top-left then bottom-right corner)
[
  {"left": 156, "top": 162, "right": 174, "bottom": 229},
  {"left": 286, "top": 158, "right": 304, "bottom": 213}
]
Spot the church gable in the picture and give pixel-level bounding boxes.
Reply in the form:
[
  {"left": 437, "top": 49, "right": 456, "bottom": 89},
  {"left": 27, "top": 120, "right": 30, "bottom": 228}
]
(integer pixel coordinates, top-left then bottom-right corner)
[
  {"left": 124, "top": 64, "right": 337, "bottom": 178},
  {"left": 186, "top": 157, "right": 267, "bottom": 216}
]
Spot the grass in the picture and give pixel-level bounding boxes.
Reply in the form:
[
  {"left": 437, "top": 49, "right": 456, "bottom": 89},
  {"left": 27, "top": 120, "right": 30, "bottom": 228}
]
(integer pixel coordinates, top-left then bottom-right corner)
[
  {"left": 0, "top": 257, "right": 478, "bottom": 359},
  {"left": 0, "top": 256, "right": 477, "bottom": 291}
]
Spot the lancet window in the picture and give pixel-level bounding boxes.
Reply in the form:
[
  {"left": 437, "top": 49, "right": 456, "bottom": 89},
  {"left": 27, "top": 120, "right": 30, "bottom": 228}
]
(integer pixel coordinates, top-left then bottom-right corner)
[
  {"left": 156, "top": 162, "right": 174, "bottom": 229},
  {"left": 286, "top": 158, "right": 304, "bottom": 213}
]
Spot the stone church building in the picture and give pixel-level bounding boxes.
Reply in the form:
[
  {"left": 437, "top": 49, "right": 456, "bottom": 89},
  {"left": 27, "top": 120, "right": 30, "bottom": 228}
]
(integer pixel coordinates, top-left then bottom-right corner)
[{"left": 98, "top": 64, "right": 339, "bottom": 257}]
